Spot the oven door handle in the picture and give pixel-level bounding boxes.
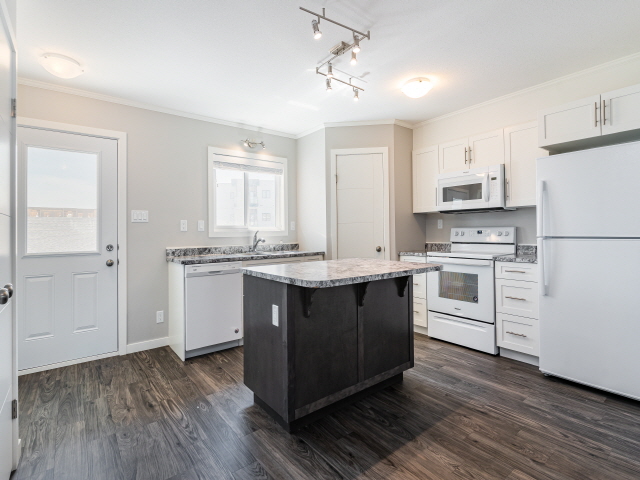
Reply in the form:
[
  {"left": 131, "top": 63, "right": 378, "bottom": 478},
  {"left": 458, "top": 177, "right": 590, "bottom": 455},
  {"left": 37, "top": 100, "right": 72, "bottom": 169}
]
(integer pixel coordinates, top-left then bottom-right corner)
[{"left": 427, "top": 257, "right": 492, "bottom": 267}]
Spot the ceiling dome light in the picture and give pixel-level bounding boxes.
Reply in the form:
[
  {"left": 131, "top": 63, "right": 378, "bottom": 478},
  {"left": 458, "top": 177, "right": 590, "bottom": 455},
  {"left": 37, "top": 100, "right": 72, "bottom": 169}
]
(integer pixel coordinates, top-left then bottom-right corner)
[
  {"left": 350, "top": 51, "right": 357, "bottom": 66},
  {"left": 353, "top": 36, "right": 361, "bottom": 53},
  {"left": 312, "top": 19, "right": 322, "bottom": 39},
  {"left": 39, "top": 53, "right": 84, "bottom": 79},
  {"left": 327, "top": 63, "right": 334, "bottom": 78},
  {"left": 326, "top": 78, "right": 332, "bottom": 92},
  {"left": 401, "top": 77, "right": 433, "bottom": 98}
]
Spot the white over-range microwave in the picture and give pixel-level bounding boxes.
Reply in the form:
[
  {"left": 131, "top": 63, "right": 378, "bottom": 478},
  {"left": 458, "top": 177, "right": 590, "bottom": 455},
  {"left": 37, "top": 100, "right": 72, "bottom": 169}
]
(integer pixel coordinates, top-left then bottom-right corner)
[{"left": 437, "top": 164, "right": 512, "bottom": 213}]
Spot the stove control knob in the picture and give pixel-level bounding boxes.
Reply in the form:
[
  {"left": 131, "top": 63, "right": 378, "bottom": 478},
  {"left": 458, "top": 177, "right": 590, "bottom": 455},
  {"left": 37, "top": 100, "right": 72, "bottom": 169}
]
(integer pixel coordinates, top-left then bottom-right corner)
[
  {"left": 497, "top": 231, "right": 502, "bottom": 236},
  {"left": 454, "top": 231, "right": 459, "bottom": 236},
  {"left": 504, "top": 231, "right": 510, "bottom": 236},
  {"left": 460, "top": 231, "right": 465, "bottom": 236}
]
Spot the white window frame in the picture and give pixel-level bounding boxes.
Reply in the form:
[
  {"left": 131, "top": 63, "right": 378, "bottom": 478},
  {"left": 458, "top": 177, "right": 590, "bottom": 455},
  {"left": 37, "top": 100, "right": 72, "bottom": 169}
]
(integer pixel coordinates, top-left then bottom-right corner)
[{"left": 208, "top": 147, "right": 288, "bottom": 237}]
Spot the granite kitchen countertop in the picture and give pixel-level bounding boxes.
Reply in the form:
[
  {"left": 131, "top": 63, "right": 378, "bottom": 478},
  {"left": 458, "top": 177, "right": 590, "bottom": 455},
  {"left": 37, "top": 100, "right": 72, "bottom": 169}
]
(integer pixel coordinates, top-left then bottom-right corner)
[
  {"left": 242, "top": 258, "right": 442, "bottom": 288},
  {"left": 398, "top": 251, "right": 428, "bottom": 257},
  {"left": 493, "top": 254, "right": 537, "bottom": 264},
  {"left": 167, "top": 250, "right": 325, "bottom": 265}
]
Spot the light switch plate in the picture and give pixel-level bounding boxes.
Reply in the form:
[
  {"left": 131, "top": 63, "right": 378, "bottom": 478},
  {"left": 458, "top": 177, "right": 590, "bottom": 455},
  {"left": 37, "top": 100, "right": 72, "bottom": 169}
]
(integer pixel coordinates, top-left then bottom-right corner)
[
  {"left": 198, "top": 220, "right": 205, "bottom": 232},
  {"left": 131, "top": 210, "right": 149, "bottom": 223},
  {"left": 290, "top": 221, "right": 296, "bottom": 231},
  {"left": 272, "top": 305, "right": 279, "bottom": 326},
  {"left": 438, "top": 219, "right": 443, "bottom": 229},
  {"left": 156, "top": 311, "right": 164, "bottom": 323},
  {"left": 180, "top": 220, "right": 188, "bottom": 232}
]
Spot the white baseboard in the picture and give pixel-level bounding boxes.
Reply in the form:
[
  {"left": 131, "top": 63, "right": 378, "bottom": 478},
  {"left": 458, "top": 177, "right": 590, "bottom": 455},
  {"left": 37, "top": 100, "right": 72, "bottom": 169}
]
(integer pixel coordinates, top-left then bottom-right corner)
[
  {"left": 126, "top": 336, "right": 169, "bottom": 354},
  {"left": 500, "top": 348, "right": 539, "bottom": 366},
  {"left": 414, "top": 325, "right": 428, "bottom": 336},
  {"left": 18, "top": 350, "right": 119, "bottom": 376}
]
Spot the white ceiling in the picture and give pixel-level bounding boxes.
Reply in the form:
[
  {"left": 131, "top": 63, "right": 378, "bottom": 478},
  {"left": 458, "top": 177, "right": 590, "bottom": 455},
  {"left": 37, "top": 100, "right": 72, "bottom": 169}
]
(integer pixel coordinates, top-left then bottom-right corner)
[{"left": 17, "top": 0, "right": 640, "bottom": 136}]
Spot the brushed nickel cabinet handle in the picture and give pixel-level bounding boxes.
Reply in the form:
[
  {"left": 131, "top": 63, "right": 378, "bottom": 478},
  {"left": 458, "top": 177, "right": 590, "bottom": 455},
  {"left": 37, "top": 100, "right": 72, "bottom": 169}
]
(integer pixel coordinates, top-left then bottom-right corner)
[
  {"left": 595, "top": 101, "right": 599, "bottom": 127},
  {"left": 506, "top": 331, "right": 527, "bottom": 337},
  {"left": 464, "top": 147, "right": 468, "bottom": 164},
  {"left": 505, "top": 270, "right": 526, "bottom": 273},
  {"left": 468, "top": 147, "right": 472, "bottom": 163},
  {"left": 602, "top": 99, "right": 606, "bottom": 125}
]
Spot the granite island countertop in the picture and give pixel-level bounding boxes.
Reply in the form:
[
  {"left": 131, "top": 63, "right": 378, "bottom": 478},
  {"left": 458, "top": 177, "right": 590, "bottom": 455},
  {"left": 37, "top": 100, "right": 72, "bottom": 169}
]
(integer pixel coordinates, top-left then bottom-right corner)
[
  {"left": 167, "top": 250, "right": 325, "bottom": 265},
  {"left": 242, "top": 258, "right": 442, "bottom": 288},
  {"left": 398, "top": 251, "right": 428, "bottom": 257}
]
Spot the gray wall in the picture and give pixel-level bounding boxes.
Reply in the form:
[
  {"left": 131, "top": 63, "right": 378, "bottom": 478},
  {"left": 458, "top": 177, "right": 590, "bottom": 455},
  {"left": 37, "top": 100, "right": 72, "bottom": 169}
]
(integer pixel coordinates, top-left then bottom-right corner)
[{"left": 18, "top": 84, "right": 298, "bottom": 345}]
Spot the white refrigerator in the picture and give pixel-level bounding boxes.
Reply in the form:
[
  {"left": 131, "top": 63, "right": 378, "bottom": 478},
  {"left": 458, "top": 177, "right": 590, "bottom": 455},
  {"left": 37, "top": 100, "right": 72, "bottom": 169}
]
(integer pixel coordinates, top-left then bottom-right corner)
[{"left": 537, "top": 141, "right": 640, "bottom": 400}]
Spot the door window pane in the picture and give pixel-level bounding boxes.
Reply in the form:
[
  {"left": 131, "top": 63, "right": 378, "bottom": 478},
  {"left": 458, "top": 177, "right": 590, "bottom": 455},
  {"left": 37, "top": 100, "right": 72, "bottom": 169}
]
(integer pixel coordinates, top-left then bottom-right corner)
[
  {"left": 215, "top": 169, "right": 245, "bottom": 227},
  {"left": 438, "top": 271, "right": 479, "bottom": 303},
  {"left": 443, "top": 183, "right": 483, "bottom": 202},
  {"left": 26, "top": 147, "right": 98, "bottom": 254}
]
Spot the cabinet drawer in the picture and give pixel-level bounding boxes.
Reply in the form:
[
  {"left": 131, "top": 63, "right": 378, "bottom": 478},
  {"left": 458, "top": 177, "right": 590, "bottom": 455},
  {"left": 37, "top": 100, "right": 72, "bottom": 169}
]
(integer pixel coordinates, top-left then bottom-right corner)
[
  {"left": 411, "top": 272, "right": 427, "bottom": 299},
  {"left": 496, "top": 279, "right": 539, "bottom": 318},
  {"left": 412, "top": 297, "right": 427, "bottom": 328},
  {"left": 495, "top": 262, "right": 538, "bottom": 282},
  {"left": 497, "top": 313, "right": 539, "bottom": 356}
]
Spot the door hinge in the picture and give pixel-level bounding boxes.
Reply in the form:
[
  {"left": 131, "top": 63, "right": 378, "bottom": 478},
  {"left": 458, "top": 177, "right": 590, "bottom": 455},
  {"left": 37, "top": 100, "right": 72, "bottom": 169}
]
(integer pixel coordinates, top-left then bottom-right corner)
[
  {"left": 11, "top": 399, "right": 17, "bottom": 419},
  {"left": 11, "top": 98, "right": 16, "bottom": 118}
]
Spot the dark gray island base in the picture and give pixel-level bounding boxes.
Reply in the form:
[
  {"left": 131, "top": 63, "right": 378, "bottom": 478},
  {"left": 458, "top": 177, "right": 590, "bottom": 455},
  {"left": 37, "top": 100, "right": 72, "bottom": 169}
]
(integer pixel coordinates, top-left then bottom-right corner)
[{"left": 242, "top": 258, "right": 441, "bottom": 432}]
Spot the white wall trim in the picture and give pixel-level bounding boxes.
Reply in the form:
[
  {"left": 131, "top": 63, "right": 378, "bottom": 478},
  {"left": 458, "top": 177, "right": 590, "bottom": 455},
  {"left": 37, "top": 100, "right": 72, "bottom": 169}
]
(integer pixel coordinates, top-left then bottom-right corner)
[
  {"left": 330, "top": 147, "right": 390, "bottom": 261},
  {"left": 413, "top": 51, "right": 640, "bottom": 128},
  {"left": 18, "top": 77, "right": 298, "bottom": 140},
  {"left": 18, "top": 350, "right": 120, "bottom": 376},
  {"left": 295, "top": 120, "right": 413, "bottom": 139},
  {"left": 126, "top": 336, "right": 169, "bottom": 354},
  {"left": 16, "top": 117, "right": 129, "bottom": 358}
]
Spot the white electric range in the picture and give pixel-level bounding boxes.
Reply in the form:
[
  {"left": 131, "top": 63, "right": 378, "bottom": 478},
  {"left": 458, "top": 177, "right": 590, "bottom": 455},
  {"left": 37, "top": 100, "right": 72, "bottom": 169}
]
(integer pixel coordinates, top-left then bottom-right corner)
[{"left": 426, "top": 227, "right": 516, "bottom": 354}]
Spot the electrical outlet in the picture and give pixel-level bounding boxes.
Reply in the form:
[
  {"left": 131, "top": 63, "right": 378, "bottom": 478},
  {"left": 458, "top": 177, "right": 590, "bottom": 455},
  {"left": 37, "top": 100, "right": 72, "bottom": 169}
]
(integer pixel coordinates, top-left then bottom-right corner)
[
  {"left": 198, "top": 220, "right": 205, "bottom": 232},
  {"left": 180, "top": 220, "right": 187, "bottom": 232},
  {"left": 438, "top": 219, "right": 443, "bottom": 229},
  {"left": 272, "top": 305, "right": 279, "bottom": 326},
  {"left": 156, "top": 311, "right": 164, "bottom": 323},
  {"left": 290, "top": 221, "right": 296, "bottom": 231}
]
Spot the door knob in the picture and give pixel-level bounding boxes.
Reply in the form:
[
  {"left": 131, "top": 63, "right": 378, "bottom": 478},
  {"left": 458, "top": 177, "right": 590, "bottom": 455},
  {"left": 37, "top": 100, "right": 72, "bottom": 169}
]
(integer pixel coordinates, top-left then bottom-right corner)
[
  {"left": 106, "top": 259, "right": 114, "bottom": 267},
  {"left": 3, "top": 284, "right": 13, "bottom": 298},
  {"left": 376, "top": 246, "right": 382, "bottom": 252},
  {"left": 106, "top": 244, "right": 114, "bottom": 252},
  {"left": 0, "top": 288, "right": 8, "bottom": 305}
]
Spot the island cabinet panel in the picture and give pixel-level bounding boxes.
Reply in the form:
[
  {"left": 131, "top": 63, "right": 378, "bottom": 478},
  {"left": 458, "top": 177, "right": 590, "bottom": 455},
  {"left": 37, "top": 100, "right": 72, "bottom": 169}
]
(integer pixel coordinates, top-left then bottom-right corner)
[
  {"left": 360, "top": 279, "right": 413, "bottom": 380},
  {"left": 289, "top": 284, "right": 359, "bottom": 409}
]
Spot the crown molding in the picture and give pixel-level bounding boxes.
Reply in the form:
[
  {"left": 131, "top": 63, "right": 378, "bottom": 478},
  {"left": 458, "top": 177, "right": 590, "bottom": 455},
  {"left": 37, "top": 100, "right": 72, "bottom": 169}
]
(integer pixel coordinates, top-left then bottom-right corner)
[
  {"left": 295, "top": 124, "right": 327, "bottom": 139},
  {"left": 413, "top": 51, "right": 640, "bottom": 129},
  {"left": 18, "top": 77, "right": 299, "bottom": 139}
]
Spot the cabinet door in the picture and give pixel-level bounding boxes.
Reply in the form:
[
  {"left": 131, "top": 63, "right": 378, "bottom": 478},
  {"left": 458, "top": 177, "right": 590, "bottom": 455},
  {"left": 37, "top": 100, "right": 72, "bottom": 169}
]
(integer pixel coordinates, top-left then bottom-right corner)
[
  {"left": 504, "top": 122, "right": 548, "bottom": 207},
  {"left": 601, "top": 83, "right": 640, "bottom": 136},
  {"left": 439, "top": 137, "right": 468, "bottom": 173},
  {"left": 538, "top": 95, "right": 601, "bottom": 147},
  {"left": 468, "top": 129, "right": 504, "bottom": 167},
  {"left": 412, "top": 145, "right": 439, "bottom": 212}
]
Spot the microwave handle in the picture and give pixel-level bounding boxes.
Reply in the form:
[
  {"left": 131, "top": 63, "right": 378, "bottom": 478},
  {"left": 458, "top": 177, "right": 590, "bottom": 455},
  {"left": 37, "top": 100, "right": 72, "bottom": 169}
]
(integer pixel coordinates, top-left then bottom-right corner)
[{"left": 483, "top": 173, "right": 489, "bottom": 202}]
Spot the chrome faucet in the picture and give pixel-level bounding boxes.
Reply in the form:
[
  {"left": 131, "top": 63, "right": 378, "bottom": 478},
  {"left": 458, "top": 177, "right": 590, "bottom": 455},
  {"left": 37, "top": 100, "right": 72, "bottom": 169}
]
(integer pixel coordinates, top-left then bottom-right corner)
[{"left": 251, "top": 231, "right": 266, "bottom": 252}]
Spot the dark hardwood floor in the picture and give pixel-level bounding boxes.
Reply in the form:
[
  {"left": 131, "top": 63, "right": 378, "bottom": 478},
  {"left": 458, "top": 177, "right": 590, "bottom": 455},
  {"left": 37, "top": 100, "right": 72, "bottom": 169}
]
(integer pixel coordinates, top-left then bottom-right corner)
[{"left": 13, "top": 334, "right": 640, "bottom": 480}]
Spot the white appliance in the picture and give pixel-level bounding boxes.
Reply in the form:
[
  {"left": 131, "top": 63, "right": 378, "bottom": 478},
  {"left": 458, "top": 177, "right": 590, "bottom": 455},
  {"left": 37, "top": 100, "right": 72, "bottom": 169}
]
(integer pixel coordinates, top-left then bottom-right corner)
[
  {"left": 427, "top": 227, "right": 517, "bottom": 354},
  {"left": 184, "top": 262, "right": 243, "bottom": 356},
  {"left": 437, "top": 164, "right": 511, "bottom": 213},
  {"left": 537, "top": 141, "right": 640, "bottom": 400}
]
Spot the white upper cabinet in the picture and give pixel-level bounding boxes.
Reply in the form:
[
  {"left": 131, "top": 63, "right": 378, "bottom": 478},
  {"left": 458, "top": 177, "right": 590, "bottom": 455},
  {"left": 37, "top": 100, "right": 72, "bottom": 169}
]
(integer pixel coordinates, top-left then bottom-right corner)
[
  {"left": 468, "top": 129, "right": 504, "bottom": 167},
  {"left": 504, "top": 122, "right": 548, "bottom": 207},
  {"left": 412, "top": 145, "right": 439, "bottom": 213},
  {"left": 601, "top": 84, "right": 640, "bottom": 136},
  {"left": 438, "top": 137, "right": 468, "bottom": 173},
  {"left": 538, "top": 95, "right": 601, "bottom": 148}
]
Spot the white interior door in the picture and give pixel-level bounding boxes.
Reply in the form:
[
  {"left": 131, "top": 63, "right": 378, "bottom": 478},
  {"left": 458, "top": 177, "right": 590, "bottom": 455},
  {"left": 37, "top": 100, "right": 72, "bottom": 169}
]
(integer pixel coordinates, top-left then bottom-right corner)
[
  {"left": 17, "top": 127, "right": 118, "bottom": 371},
  {"left": 335, "top": 153, "right": 385, "bottom": 259}
]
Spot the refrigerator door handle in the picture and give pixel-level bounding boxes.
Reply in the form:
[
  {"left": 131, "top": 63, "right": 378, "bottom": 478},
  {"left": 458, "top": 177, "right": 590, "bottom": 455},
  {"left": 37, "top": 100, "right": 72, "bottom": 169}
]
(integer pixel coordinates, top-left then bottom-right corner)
[
  {"left": 536, "top": 180, "right": 545, "bottom": 236},
  {"left": 538, "top": 237, "right": 547, "bottom": 296}
]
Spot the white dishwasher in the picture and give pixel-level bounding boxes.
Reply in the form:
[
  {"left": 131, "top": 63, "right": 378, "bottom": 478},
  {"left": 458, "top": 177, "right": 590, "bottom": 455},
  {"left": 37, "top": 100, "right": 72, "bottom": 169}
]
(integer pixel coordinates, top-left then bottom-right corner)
[{"left": 184, "top": 262, "right": 243, "bottom": 353}]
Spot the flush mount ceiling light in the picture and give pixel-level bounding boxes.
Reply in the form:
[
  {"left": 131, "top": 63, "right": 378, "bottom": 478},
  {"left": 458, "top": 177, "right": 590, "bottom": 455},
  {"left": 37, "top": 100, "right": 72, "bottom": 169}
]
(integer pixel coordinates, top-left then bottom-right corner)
[
  {"left": 243, "top": 139, "right": 266, "bottom": 149},
  {"left": 39, "top": 53, "right": 84, "bottom": 79},
  {"left": 401, "top": 77, "right": 433, "bottom": 98}
]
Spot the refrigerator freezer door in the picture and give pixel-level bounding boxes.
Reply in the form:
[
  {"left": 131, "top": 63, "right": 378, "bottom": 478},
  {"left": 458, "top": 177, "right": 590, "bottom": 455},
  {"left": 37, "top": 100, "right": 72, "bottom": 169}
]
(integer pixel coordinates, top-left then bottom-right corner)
[
  {"left": 539, "top": 238, "right": 640, "bottom": 400},
  {"left": 537, "top": 141, "right": 640, "bottom": 238}
]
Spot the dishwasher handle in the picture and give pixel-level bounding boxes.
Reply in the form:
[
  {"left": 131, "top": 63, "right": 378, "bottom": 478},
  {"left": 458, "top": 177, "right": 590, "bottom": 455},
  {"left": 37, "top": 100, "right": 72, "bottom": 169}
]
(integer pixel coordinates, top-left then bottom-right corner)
[{"left": 186, "top": 269, "right": 241, "bottom": 277}]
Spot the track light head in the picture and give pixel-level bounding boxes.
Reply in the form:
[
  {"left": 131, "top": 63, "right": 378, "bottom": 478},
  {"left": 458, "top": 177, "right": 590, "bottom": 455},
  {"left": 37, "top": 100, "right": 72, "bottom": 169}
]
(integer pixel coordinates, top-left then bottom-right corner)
[
  {"left": 353, "top": 36, "right": 361, "bottom": 53},
  {"left": 327, "top": 63, "right": 334, "bottom": 78},
  {"left": 353, "top": 88, "right": 359, "bottom": 101},
  {"left": 243, "top": 140, "right": 249, "bottom": 147},
  {"left": 312, "top": 19, "right": 322, "bottom": 39},
  {"left": 326, "top": 78, "right": 332, "bottom": 92},
  {"left": 350, "top": 51, "right": 357, "bottom": 66}
]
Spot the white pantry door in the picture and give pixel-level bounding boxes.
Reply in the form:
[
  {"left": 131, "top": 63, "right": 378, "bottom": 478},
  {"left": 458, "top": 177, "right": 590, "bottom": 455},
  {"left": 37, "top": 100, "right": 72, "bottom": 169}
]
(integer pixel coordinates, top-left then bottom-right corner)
[
  {"left": 335, "top": 153, "right": 385, "bottom": 259},
  {"left": 17, "top": 127, "right": 118, "bottom": 371}
]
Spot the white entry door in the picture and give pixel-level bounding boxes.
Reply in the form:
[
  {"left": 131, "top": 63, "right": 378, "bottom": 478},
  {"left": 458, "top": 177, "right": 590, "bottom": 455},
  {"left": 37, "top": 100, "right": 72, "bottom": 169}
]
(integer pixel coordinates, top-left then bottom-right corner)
[
  {"left": 335, "top": 152, "right": 386, "bottom": 259},
  {"left": 17, "top": 127, "right": 118, "bottom": 371}
]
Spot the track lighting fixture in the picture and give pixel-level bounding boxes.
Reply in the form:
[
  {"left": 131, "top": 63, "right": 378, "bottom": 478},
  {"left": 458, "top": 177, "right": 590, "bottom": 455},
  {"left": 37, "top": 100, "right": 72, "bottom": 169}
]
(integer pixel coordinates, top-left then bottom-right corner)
[
  {"left": 353, "top": 36, "right": 361, "bottom": 54},
  {"left": 353, "top": 88, "right": 359, "bottom": 101},
  {"left": 326, "top": 78, "right": 332, "bottom": 91},
  {"left": 242, "top": 139, "right": 266, "bottom": 149},
  {"left": 327, "top": 63, "right": 334, "bottom": 78},
  {"left": 312, "top": 19, "right": 322, "bottom": 39},
  {"left": 350, "top": 51, "right": 357, "bottom": 66}
]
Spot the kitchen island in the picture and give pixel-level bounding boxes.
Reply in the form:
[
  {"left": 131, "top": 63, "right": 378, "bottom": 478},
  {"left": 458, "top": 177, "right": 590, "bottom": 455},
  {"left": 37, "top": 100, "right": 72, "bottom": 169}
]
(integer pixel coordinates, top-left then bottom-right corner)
[{"left": 242, "top": 258, "right": 442, "bottom": 431}]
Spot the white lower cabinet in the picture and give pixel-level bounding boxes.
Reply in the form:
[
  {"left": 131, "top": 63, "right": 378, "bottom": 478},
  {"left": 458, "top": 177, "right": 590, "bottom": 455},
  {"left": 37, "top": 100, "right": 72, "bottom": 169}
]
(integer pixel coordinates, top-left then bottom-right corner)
[
  {"left": 400, "top": 255, "right": 428, "bottom": 330},
  {"left": 495, "top": 261, "right": 539, "bottom": 362}
]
